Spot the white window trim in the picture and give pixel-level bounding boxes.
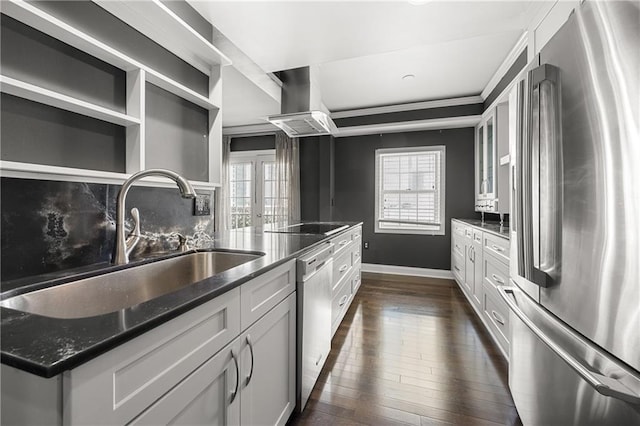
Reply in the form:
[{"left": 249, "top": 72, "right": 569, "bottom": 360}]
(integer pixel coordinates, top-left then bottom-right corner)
[{"left": 374, "top": 145, "right": 446, "bottom": 236}]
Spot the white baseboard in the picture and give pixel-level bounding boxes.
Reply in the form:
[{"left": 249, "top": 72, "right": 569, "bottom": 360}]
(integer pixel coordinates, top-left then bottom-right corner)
[{"left": 361, "top": 263, "right": 454, "bottom": 280}]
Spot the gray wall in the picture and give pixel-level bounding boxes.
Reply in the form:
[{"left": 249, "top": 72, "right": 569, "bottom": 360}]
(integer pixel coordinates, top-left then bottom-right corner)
[
  {"left": 230, "top": 135, "right": 276, "bottom": 152},
  {"left": 332, "top": 128, "right": 478, "bottom": 270}
]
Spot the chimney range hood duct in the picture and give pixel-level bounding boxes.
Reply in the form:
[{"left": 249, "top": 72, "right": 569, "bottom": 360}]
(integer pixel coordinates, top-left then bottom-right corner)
[{"left": 267, "top": 66, "right": 337, "bottom": 137}]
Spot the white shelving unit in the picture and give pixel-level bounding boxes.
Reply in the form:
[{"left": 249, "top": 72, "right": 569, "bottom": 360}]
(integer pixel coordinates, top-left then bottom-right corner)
[{"left": 0, "top": 0, "right": 231, "bottom": 190}]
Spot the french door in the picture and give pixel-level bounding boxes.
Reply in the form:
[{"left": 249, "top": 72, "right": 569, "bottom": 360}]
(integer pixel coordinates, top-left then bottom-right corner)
[{"left": 229, "top": 150, "right": 276, "bottom": 229}]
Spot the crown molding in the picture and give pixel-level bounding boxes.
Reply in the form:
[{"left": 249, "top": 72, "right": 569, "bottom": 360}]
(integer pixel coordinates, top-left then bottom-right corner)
[
  {"left": 333, "top": 115, "right": 481, "bottom": 138},
  {"left": 330, "top": 95, "right": 483, "bottom": 119}
]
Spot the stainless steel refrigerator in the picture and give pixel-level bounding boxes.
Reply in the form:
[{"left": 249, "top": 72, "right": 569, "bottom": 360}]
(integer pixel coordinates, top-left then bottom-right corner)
[{"left": 501, "top": 1, "right": 640, "bottom": 424}]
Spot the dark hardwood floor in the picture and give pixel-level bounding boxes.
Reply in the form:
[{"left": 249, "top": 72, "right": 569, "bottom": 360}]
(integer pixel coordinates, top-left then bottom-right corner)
[{"left": 289, "top": 273, "right": 522, "bottom": 426}]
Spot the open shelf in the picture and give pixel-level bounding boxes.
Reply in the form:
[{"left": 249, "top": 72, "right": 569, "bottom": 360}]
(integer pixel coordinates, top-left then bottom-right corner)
[
  {"left": 0, "top": 75, "right": 141, "bottom": 126},
  {"left": 145, "top": 70, "right": 217, "bottom": 110},
  {"left": 94, "top": 0, "right": 231, "bottom": 74},
  {"left": 1, "top": 0, "right": 221, "bottom": 110},
  {"left": 0, "top": 161, "right": 219, "bottom": 190}
]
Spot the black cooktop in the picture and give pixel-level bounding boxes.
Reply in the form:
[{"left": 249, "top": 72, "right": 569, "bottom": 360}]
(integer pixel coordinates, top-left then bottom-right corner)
[{"left": 267, "top": 223, "right": 348, "bottom": 236}]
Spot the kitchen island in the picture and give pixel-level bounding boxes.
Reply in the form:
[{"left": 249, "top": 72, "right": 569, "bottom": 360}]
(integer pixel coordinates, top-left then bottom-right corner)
[{"left": 1, "top": 222, "right": 362, "bottom": 426}]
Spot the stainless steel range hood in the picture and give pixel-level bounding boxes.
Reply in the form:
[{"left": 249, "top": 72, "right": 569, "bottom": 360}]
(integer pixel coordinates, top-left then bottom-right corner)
[{"left": 267, "top": 66, "right": 337, "bottom": 137}]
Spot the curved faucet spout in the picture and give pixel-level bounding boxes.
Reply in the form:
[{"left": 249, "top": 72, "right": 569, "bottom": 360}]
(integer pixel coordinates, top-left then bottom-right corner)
[{"left": 114, "top": 169, "right": 197, "bottom": 265}]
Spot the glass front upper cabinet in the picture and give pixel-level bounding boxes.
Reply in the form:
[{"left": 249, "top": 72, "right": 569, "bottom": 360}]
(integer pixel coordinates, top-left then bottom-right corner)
[{"left": 475, "top": 110, "right": 497, "bottom": 203}]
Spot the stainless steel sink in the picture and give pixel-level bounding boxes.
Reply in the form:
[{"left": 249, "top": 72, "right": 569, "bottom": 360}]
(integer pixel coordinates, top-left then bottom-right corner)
[{"left": 0, "top": 251, "right": 263, "bottom": 319}]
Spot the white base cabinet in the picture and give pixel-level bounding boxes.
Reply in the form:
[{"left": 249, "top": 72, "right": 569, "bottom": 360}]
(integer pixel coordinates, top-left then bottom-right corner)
[
  {"left": 451, "top": 219, "right": 510, "bottom": 359},
  {"left": 132, "top": 292, "right": 296, "bottom": 426},
  {"left": 330, "top": 225, "right": 362, "bottom": 338},
  {"left": 239, "top": 292, "right": 296, "bottom": 426},
  {"left": 1, "top": 260, "right": 296, "bottom": 426}
]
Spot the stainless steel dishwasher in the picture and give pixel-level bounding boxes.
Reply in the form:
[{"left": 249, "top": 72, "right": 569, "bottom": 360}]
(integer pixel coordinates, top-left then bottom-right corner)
[{"left": 296, "top": 242, "right": 333, "bottom": 412}]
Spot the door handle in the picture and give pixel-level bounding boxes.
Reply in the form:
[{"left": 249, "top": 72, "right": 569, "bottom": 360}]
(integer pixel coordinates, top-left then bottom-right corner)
[
  {"left": 491, "top": 273, "right": 505, "bottom": 285},
  {"left": 256, "top": 213, "right": 262, "bottom": 218},
  {"left": 245, "top": 335, "right": 255, "bottom": 386},
  {"left": 498, "top": 287, "right": 640, "bottom": 405},
  {"left": 229, "top": 349, "right": 239, "bottom": 404},
  {"left": 491, "top": 310, "right": 505, "bottom": 325}
]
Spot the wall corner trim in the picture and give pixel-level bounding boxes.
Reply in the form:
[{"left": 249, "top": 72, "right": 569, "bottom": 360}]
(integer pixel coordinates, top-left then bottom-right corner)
[
  {"left": 361, "top": 263, "right": 454, "bottom": 280},
  {"left": 481, "top": 32, "right": 529, "bottom": 101}
]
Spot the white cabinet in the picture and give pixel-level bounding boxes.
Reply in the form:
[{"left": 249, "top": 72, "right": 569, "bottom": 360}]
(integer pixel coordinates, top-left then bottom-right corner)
[
  {"left": 1, "top": 261, "right": 296, "bottom": 426},
  {"left": 329, "top": 225, "right": 363, "bottom": 337},
  {"left": 239, "top": 293, "right": 296, "bottom": 426},
  {"left": 475, "top": 103, "right": 510, "bottom": 214},
  {"left": 131, "top": 292, "right": 296, "bottom": 426},
  {"left": 0, "top": 0, "right": 228, "bottom": 189},
  {"left": 451, "top": 219, "right": 510, "bottom": 359},
  {"left": 475, "top": 110, "right": 497, "bottom": 205},
  {"left": 129, "top": 340, "right": 241, "bottom": 426}
]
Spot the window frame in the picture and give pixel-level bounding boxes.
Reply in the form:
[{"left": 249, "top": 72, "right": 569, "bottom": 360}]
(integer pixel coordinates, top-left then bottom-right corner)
[
  {"left": 228, "top": 150, "right": 276, "bottom": 229},
  {"left": 374, "top": 145, "right": 446, "bottom": 236}
]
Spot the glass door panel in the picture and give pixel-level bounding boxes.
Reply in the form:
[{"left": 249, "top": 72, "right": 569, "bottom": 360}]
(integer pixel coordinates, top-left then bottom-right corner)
[
  {"left": 229, "top": 162, "right": 253, "bottom": 229},
  {"left": 486, "top": 115, "right": 495, "bottom": 194}
]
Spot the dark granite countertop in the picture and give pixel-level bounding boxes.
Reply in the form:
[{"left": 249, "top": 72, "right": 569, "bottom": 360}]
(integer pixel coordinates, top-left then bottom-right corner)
[
  {"left": 452, "top": 218, "right": 510, "bottom": 239},
  {"left": 0, "top": 222, "right": 361, "bottom": 378}
]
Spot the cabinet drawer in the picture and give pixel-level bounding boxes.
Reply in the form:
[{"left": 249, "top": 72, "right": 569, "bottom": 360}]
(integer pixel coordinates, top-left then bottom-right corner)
[
  {"left": 482, "top": 283, "right": 510, "bottom": 355},
  {"left": 241, "top": 260, "right": 296, "bottom": 330},
  {"left": 452, "top": 220, "right": 467, "bottom": 238},
  {"left": 352, "top": 225, "right": 362, "bottom": 241},
  {"left": 483, "top": 233, "right": 510, "bottom": 263},
  {"left": 332, "top": 248, "right": 352, "bottom": 292},
  {"left": 331, "top": 230, "right": 354, "bottom": 257},
  {"left": 452, "top": 233, "right": 465, "bottom": 258},
  {"left": 483, "top": 254, "right": 509, "bottom": 289},
  {"left": 351, "top": 262, "right": 362, "bottom": 294},
  {"left": 331, "top": 270, "right": 352, "bottom": 332},
  {"left": 352, "top": 241, "right": 362, "bottom": 264},
  {"left": 64, "top": 288, "right": 241, "bottom": 425},
  {"left": 451, "top": 251, "right": 464, "bottom": 284}
]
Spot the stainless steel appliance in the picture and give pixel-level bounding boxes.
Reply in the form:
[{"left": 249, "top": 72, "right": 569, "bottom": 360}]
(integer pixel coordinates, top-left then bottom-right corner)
[
  {"left": 503, "top": 1, "right": 640, "bottom": 424},
  {"left": 296, "top": 242, "right": 333, "bottom": 411}
]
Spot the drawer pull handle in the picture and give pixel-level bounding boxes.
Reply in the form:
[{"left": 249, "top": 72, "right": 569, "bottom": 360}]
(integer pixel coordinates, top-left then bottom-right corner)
[
  {"left": 245, "top": 335, "right": 254, "bottom": 386},
  {"left": 339, "top": 240, "right": 349, "bottom": 246},
  {"left": 339, "top": 264, "right": 349, "bottom": 273},
  {"left": 491, "top": 244, "right": 505, "bottom": 252},
  {"left": 491, "top": 310, "right": 506, "bottom": 325},
  {"left": 491, "top": 274, "right": 505, "bottom": 284},
  {"left": 454, "top": 266, "right": 461, "bottom": 272},
  {"left": 230, "top": 349, "right": 240, "bottom": 404},
  {"left": 339, "top": 295, "right": 349, "bottom": 307},
  {"left": 355, "top": 251, "right": 360, "bottom": 258},
  {"left": 316, "top": 353, "right": 324, "bottom": 366}
]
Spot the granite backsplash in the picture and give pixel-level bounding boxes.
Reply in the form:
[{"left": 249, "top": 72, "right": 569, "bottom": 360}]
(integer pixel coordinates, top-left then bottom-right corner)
[{"left": 1, "top": 177, "right": 214, "bottom": 286}]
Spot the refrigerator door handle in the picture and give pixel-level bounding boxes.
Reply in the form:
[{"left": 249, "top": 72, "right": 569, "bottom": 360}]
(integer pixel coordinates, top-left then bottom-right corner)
[
  {"left": 498, "top": 286, "right": 640, "bottom": 405},
  {"left": 531, "top": 64, "right": 561, "bottom": 287}
]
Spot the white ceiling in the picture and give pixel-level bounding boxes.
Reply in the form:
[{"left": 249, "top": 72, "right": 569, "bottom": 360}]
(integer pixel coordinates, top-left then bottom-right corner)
[{"left": 188, "top": 1, "right": 549, "bottom": 127}]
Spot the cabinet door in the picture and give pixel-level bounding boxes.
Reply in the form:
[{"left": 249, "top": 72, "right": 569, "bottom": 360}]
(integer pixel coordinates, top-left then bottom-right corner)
[
  {"left": 130, "top": 340, "right": 241, "bottom": 426},
  {"left": 472, "top": 233, "right": 484, "bottom": 309},
  {"left": 240, "top": 292, "right": 296, "bottom": 426},
  {"left": 475, "top": 123, "right": 485, "bottom": 202},
  {"left": 463, "top": 235, "right": 474, "bottom": 296},
  {"left": 485, "top": 113, "right": 497, "bottom": 198}
]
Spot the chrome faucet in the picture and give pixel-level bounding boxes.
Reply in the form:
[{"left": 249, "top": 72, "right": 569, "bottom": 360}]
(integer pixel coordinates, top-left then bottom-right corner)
[{"left": 114, "top": 169, "right": 197, "bottom": 265}]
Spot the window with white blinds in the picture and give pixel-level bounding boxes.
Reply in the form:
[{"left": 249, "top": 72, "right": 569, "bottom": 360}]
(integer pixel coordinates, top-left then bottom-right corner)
[{"left": 375, "top": 146, "right": 446, "bottom": 235}]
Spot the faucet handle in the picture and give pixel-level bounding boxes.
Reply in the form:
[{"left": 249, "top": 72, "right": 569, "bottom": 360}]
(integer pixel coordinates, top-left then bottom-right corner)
[
  {"left": 125, "top": 208, "right": 141, "bottom": 256},
  {"left": 173, "top": 232, "right": 188, "bottom": 252},
  {"left": 129, "top": 208, "right": 141, "bottom": 238}
]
